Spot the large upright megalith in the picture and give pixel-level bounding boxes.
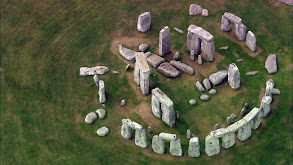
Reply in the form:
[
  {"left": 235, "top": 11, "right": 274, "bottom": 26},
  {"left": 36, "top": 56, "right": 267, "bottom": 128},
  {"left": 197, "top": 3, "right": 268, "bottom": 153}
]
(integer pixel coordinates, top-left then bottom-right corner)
[
  {"left": 152, "top": 135, "right": 165, "bottom": 154},
  {"left": 205, "top": 134, "right": 220, "bottom": 156},
  {"left": 134, "top": 52, "right": 150, "bottom": 95},
  {"left": 159, "top": 26, "right": 171, "bottom": 56},
  {"left": 265, "top": 54, "right": 277, "bottom": 74},
  {"left": 188, "top": 137, "right": 200, "bottom": 157},
  {"left": 187, "top": 24, "right": 215, "bottom": 61},
  {"left": 151, "top": 88, "right": 176, "bottom": 127},
  {"left": 99, "top": 80, "right": 106, "bottom": 103},
  {"left": 152, "top": 133, "right": 182, "bottom": 156},
  {"left": 265, "top": 79, "right": 274, "bottom": 97},
  {"left": 121, "top": 119, "right": 148, "bottom": 148},
  {"left": 228, "top": 63, "right": 240, "bottom": 89},
  {"left": 137, "top": 12, "right": 151, "bottom": 33},
  {"left": 221, "top": 12, "right": 246, "bottom": 41},
  {"left": 246, "top": 31, "right": 256, "bottom": 52},
  {"left": 260, "top": 96, "right": 272, "bottom": 117}
]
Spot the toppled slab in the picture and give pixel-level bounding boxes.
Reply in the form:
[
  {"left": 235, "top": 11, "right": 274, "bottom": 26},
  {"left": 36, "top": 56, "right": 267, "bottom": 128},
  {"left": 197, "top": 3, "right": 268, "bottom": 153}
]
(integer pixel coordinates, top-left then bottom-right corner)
[
  {"left": 174, "top": 27, "right": 184, "bottom": 34},
  {"left": 223, "top": 12, "right": 242, "bottom": 24},
  {"left": 80, "top": 66, "right": 109, "bottom": 76},
  {"left": 144, "top": 52, "right": 165, "bottom": 68},
  {"left": 189, "top": 4, "right": 202, "bottom": 16},
  {"left": 157, "top": 62, "right": 180, "bottom": 77},
  {"left": 118, "top": 44, "right": 137, "bottom": 62},
  {"left": 170, "top": 60, "right": 194, "bottom": 75},
  {"left": 209, "top": 70, "right": 228, "bottom": 85},
  {"left": 246, "top": 71, "right": 258, "bottom": 76},
  {"left": 188, "top": 24, "right": 214, "bottom": 42},
  {"left": 196, "top": 81, "right": 205, "bottom": 92}
]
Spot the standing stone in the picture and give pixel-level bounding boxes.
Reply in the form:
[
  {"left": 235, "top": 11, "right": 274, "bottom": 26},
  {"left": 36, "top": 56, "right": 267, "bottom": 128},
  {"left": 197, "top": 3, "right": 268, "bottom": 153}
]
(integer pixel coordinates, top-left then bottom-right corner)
[
  {"left": 159, "top": 26, "right": 171, "bottom": 56},
  {"left": 175, "top": 111, "right": 179, "bottom": 120},
  {"left": 151, "top": 94, "right": 161, "bottom": 118},
  {"left": 161, "top": 103, "right": 176, "bottom": 127},
  {"left": 93, "top": 75, "right": 99, "bottom": 88},
  {"left": 152, "top": 135, "right": 165, "bottom": 154},
  {"left": 240, "top": 108, "right": 246, "bottom": 116},
  {"left": 209, "top": 89, "right": 217, "bottom": 95},
  {"left": 189, "top": 4, "right": 202, "bottom": 16},
  {"left": 139, "top": 43, "right": 149, "bottom": 52},
  {"left": 135, "top": 129, "right": 148, "bottom": 148},
  {"left": 237, "top": 121, "right": 251, "bottom": 141},
  {"left": 205, "top": 134, "right": 220, "bottom": 156},
  {"left": 203, "top": 78, "right": 211, "bottom": 90},
  {"left": 235, "top": 23, "right": 246, "bottom": 41},
  {"left": 85, "top": 112, "right": 98, "bottom": 124},
  {"left": 97, "top": 126, "right": 109, "bottom": 136},
  {"left": 246, "top": 31, "right": 256, "bottom": 52},
  {"left": 227, "top": 117, "right": 233, "bottom": 126},
  {"left": 190, "top": 50, "right": 195, "bottom": 61},
  {"left": 187, "top": 31, "right": 201, "bottom": 55},
  {"left": 196, "top": 81, "right": 205, "bottom": 92},
  {"left": 214, "top": 124, "right": 221, "bottom": 130},
  {"left": 222, "top": 132, "right": 235, "bottom": 149},
  {"left": 137, "top": 12, "right": 151, "bottom": 33},
  {"left": 173, "top": 52, "right": 179, "bottom": 60},
  {"left": 209, "top": 70, "right": 228, "bottom": 85},
  {"left": 202, "top": 9, "right": 209, "bottom": 16},
  {"left": 186, "top": 129, "right": 193, "bottom": 139},
  {"left": 198, "top": 55, "right": 203, "bottom": 65},
  {"left": 265, "top": 79, "right": 274, "bottom": 97},
  {"left": 265, "top": 54, "right": 277, "bottom": 74},
  {"left": 243, "top": 107, "right": 261, "bottom": 130},
  {"left": 201, "top": 40, "right": 215, "bottom": 62},
  {"left": 121, "top": 124, "right": 132, "bottom": 139},
  {"left": 96, "top": 108, "right": 106, "bottom": 119},
  {"left": 135, "top": 53, "right": 150, "bottom": 95},
  {"left": 99, "top": 80, "right": 106, "bottom": 103},
  {"left": 221, "top": 17, "right": 231, "bottom": 32},
  {"left": 228, "top": 63, "right": 240, "bottom": 89},
  {"left": 200, "top": 94, "right": 209, "bottom": 101},
  {"left": 170, "top": 138, "right": 182, "bottom": 156},
  {"left": 188, "top": 137, "right": 200, "bottom": 157},
  {"left": 260, "top": 96, "right": 272, "bottom": 117},
  {"left": 230, "top": 113, "right": 237, "bottom": 119}
]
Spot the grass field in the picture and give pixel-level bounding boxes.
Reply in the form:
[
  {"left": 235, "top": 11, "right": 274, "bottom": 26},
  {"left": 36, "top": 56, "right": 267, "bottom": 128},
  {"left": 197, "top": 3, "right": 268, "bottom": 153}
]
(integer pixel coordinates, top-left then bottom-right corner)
[{"left": 1, "top": 0, "right": 292, "bottom": 164}]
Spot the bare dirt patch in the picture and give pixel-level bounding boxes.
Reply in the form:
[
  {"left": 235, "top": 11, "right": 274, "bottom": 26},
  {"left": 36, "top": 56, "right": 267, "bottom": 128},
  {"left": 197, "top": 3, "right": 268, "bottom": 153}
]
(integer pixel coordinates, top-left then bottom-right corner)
[
  {"left": 135, "top": 102, "right": 162, "bottom": 127},
  {"left": 258, "top": 88, "right": 265, "bottom": 105}
]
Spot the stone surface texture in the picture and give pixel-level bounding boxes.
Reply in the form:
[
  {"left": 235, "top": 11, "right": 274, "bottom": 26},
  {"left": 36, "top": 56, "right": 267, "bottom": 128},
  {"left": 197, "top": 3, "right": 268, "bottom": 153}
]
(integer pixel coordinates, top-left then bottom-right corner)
[
  {"left": 265, "top": 54, "right": 277, "bottom": 74},
  {"left": 228, "top": 63, "right": 240, "bottom": 89},
  {"left": 159, "top": 26, "right": 171, "bottom": 56},
  {"left": 137, "top": 12, "right": 151, "bottom": 33}
]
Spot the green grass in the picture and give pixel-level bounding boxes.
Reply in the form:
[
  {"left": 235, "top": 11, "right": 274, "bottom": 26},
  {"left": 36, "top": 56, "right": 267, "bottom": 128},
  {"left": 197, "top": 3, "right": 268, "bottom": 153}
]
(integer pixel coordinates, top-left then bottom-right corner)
[{"left": 1, "top": 0, "right": 292, "bottom": 164}]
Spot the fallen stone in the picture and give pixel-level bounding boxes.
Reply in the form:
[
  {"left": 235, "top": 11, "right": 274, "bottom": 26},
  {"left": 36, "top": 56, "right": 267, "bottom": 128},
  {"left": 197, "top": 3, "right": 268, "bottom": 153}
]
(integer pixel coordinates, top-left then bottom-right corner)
[
  {"left": 170, "top": 138, "right": 182, "bottom": 156},
  {"left": 113, "top": 71, "right": 119, "bottom": 74},
  {"left": 237, "top": 58, "right": 244, "bottom": 62},
  {"left": 159, "top": 26, "right": 171, "bottom": 56},
  {"left": 198, "top": 55, "right": 203, "bottom": 65},
  {"left": 228, "top": 63, "right": 240, "bottom": 89},
  {"left": 272, "top": 88, "right": 281, "bottom": 95},
  {"left": 173, "top": 52, "right": 179, "bottom": 60},
  {"left": 125, "top": 64, "right": 130, "bottom": 71},
  {"left": 157, "top": 62, "right": 180, "bottom": 77},
  {"left": 170, "top": 60, "right": 194, "bottom": 75},
  {"left": 137, "top": 12, "right": 151, "bottom": 33},
  {"left": 144, "top": 52, "right": 165, "bottom": 68},
  {"left": 214, "top": 124, "right": 221, "bottom": 130},
  {"left": 188, "top": 137, "right": 200, "bottom": 157},
  {"left": 222, "top": 64, "right": 228, "bottom": 70},
  {"left": 219, "top": 46, "right": 229, "bottom": 50},
  {"left": 152, "top": 135, "right": 165, "bottom": 154},
  {"left": 202, "top": 9, "right": 209, "bottom": 16},
  {"left": 246, "top": 71, "right": 258, "bottom": 76},
  {"left": 209, "top": 70, "right": 228, "bottom": 85},
  {"left": 246, "top": 31, "right": 256, "bottom": 52},
  {"left": 96, "top": 108, "right": 106, "bottom": 119},
  {"left": 189, "top": 99, "right": 197, "bottom": 106},
  {"left": 93, "top": 75, "right": 99, "bottom": 87},
  {"left": 195, "top": 81, "right": 205, "bottom": 92},
  {"left": 99, "top": 80, "right": 106, "bottom": 103},
  {"left": 97, "top": 126, "right": 109, "bottom": 136},
  {"left": 189, "top": 4, "right": 202, "bottom": 16},
  {"left": 174, "top": 27, "right": 184, "bottom": 34},
  {"left": 80, "top": 66, "right": 109, "bottom": 76},
  {"left": 139, "top": 43, "right": 149, "bottom": 52},
  {"left": 121, "top": 99, "right": 126, "bottom": 106},
  {"left": 209, "top": 89, "right": 217, "bottom": 95},
  {"left": 265, "top": 54, "right": 277, "bottom": 74},
  {"left": 118, "top": 44, "right": 137, "bottom": 62},
  {"left": 200, "top": 94, "right": 209, "bottom": 101},
  {"left": 203, "top": 78, "right": 211, "bottom": 90},
  {"left": 85, "top": 112, "right": 97, "bottom": 124}
]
